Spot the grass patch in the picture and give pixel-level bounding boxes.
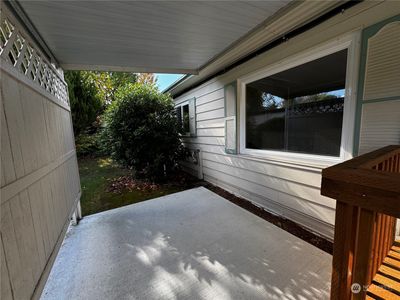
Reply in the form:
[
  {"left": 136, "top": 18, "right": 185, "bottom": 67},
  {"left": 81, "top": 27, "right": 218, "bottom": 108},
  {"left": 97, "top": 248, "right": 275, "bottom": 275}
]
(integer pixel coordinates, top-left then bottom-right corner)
[{"left": 79, "top": 157, "right": 196, "bottom": 216}]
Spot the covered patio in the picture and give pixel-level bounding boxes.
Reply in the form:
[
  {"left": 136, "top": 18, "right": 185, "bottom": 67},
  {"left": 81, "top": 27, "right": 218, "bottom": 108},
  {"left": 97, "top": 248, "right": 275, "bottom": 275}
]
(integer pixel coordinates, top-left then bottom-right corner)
[
  {"left": 41, "top": 187, "right": 331, "bottom": 300},
  {"left": 2, "top": 1, "right": 399, "bottom": 299}
]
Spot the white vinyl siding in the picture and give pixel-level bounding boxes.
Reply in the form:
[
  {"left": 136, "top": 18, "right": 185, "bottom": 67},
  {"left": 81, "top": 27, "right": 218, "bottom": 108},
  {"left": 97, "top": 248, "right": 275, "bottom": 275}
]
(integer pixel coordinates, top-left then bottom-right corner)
[
  {"left": 196, "top": 98, "right": 224, "bottom": 114},
  {"left": 174, "top": 3, "right": 399, "bottom": 240},
  {"left": 176, "top": 78, "right": 336, "bottom": 239}
]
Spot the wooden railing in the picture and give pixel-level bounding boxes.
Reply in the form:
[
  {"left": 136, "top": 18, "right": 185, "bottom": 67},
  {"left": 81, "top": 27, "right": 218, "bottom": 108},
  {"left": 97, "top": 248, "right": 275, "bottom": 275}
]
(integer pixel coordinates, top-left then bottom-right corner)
[{"left": 321, "top": 145, "right": 400, "bottom": 299}]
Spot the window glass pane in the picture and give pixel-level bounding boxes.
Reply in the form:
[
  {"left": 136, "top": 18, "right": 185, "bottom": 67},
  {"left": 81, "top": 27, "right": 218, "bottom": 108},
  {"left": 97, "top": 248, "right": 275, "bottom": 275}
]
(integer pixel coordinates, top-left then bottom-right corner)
[
  {"left": 175, "top": 107, "right": 182, "bottom": 128},
  {"left": 182, "top": 104, "right": 190, "bottom": 133},
  {"left": 246, "top": 49, "right": 348, "bottom": 156}
]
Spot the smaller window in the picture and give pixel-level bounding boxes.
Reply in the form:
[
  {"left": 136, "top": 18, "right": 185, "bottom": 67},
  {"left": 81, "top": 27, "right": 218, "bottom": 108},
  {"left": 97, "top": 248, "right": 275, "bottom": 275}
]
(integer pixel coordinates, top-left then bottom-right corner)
[
  {"left": 182, "top": 104, "right": 190, "bottom": 134},
  {"left": 176, "top": 103, "right": 190, "bottom": 136},
  {"left": 175, "top": 106, "right": 182, "bottom": 128}
]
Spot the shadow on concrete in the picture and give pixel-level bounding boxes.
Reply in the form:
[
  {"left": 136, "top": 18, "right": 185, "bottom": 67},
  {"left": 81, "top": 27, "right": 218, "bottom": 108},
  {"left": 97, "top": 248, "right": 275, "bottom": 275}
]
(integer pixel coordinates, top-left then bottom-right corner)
[{"left": 41, "top": 187, "right": 332, "bottom": 300}]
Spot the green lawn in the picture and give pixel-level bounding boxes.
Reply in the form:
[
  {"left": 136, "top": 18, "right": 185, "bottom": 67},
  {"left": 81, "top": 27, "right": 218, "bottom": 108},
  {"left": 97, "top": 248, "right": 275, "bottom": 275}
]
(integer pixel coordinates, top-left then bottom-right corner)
[{"left": 78, "top": 157, "right": 191, "bottom": 216}]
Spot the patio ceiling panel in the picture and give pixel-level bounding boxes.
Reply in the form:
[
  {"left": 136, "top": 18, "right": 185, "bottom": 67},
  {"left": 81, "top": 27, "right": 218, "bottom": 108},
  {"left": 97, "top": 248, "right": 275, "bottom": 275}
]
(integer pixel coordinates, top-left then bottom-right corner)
[{"left": 14, "top": 0, "right": 292, "bottom": 74}]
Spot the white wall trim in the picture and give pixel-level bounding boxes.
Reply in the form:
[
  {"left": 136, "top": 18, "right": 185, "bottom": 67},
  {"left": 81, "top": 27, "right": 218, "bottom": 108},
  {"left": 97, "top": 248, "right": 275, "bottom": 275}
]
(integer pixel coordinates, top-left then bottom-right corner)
[
  {"left": 1, "top": 150, "right": 77, "bottom": 204},
  {"left": 238, "top": 31, "right": 360, "bottom": 167}
]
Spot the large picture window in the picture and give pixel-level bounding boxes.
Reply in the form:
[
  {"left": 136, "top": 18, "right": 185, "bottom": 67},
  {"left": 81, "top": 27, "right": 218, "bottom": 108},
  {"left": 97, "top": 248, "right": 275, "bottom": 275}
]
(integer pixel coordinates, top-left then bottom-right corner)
[{"left": 245, "top": 49, "right": 348, "bottom": 157}]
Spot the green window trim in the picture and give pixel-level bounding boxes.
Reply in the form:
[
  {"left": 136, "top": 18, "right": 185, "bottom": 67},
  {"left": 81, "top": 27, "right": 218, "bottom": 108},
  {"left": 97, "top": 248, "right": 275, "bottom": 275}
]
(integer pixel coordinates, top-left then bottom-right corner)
[{"left": 224, "top": 81, "right": 237, "bottom": 154}]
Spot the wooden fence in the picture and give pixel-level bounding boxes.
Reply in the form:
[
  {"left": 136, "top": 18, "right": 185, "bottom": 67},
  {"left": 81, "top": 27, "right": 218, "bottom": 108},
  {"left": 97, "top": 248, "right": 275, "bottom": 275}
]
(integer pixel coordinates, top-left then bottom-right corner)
[{"left": 1, "top": 6, "right": 81, "bottom": 300}]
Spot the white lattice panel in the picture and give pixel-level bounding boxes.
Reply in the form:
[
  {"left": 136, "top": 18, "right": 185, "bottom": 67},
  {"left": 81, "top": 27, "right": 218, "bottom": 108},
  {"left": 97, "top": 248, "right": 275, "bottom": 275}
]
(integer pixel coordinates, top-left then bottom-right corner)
[{"left": 0, "top": 9, "right": 69, "bottom": 106}]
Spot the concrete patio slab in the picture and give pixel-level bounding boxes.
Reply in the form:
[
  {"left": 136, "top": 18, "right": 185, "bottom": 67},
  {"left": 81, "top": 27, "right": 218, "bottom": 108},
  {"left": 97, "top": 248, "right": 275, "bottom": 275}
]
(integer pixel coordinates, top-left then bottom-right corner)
[{"left": 41, "top": 187, "right": 332, "bottom": 300}]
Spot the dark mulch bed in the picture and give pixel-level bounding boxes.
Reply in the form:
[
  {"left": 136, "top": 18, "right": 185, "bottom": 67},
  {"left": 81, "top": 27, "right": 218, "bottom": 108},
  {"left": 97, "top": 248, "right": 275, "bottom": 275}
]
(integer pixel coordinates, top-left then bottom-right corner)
[{"left": 202, "top": 182, "right": 333, "bottom": 255}]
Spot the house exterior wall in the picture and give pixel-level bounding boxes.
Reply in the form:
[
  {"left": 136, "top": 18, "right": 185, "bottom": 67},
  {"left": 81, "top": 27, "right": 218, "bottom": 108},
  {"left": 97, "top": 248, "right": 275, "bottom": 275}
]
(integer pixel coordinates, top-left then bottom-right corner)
[
  {"left": 1, "top": 8, "right": 81, "bottom": 300},
  {"left": 173, "top": 1, "right": 400, "bottom": 240}
]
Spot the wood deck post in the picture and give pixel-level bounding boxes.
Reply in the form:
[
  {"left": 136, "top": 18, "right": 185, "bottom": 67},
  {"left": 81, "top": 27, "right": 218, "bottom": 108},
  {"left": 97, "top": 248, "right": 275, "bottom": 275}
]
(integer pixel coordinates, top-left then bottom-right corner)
[
  {"left": 331, "top": 201, "right": 358, "bottom": 300},
  {"left": 352, "top": 208, "right": 375, "bottom": 300}
]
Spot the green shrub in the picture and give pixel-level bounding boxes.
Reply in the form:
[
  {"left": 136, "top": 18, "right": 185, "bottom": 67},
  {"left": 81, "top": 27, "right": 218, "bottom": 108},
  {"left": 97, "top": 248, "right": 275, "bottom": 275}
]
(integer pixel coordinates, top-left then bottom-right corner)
[
  {"left": 65, "top": 71, "right": 103, "bottom": 136},
  {"left": 75, "top": 133, "right": 102, "bottom": 157},
  {"left": 103, "top": 84, "right": 183, "bottom": 181}
]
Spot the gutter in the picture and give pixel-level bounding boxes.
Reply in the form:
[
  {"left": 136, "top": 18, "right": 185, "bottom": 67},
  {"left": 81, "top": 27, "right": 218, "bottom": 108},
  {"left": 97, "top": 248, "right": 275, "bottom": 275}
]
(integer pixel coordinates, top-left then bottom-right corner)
[
  {"left": 165, "top": 0, "right": 361, "bottom": 98},
  {"left": 163, "top": 74, "right": 192, "bottom": 94}
]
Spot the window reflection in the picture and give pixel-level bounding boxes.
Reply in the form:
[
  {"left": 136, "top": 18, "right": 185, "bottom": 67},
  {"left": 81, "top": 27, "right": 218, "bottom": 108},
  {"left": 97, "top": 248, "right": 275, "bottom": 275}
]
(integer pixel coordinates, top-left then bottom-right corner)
[{"left": 246, "top": 50, "right": 348, "bottom": 156}]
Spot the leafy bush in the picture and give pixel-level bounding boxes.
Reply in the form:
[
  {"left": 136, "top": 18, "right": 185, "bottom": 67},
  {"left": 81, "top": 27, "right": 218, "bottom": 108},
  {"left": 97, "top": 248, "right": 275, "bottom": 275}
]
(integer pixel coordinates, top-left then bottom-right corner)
[
  {"left": 75, "top": 132, "right": 102, "bottom": 157},
  {"left": 103, "top": 84, "right": 183, "bottom": 181}
]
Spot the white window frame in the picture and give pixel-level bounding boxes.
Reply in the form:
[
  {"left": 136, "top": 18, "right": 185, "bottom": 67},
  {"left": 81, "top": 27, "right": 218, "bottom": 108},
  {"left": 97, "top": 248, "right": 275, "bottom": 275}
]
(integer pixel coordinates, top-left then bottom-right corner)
[
  {"left": 238, "top": 32, "right": 361, "bottom": 167},
  {"left": 176, "top": 101, "right": 190, "bottom": 136}
]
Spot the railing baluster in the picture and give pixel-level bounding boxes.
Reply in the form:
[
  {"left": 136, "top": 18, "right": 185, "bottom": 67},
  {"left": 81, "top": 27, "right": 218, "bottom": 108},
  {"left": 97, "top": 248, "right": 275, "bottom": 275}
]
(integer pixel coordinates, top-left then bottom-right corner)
[
  {"left": 381, "top": 216, "right": 388, "bottom": 265},
  {"left": 371, "top": 214, "right": 381, "bottom": 280}
]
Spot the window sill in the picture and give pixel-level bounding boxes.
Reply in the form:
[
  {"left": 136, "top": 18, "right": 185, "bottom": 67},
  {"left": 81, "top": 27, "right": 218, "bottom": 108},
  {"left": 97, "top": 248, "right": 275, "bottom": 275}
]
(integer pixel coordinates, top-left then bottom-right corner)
[{"left": 238, "top": 149, "right": 344, "bottom": 170}]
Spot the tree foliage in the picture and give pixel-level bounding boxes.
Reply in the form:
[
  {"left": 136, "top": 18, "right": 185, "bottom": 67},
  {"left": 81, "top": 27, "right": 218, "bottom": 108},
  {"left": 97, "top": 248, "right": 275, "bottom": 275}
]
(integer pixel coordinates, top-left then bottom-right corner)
[
  {"left": 90, "top": 72, "right": 138, "bottom": 105},
  {"left": 137, "top": 73, "right": 157, "bottom": 86},
  {"left": 65, "top": 71, "right": 103, "bottom": 135},
  {"left": 102, "top": 84, "right": 183, "bottom": 181},
  {"left": 66, "top": 71, "right": 140, "bottom": 135}
]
